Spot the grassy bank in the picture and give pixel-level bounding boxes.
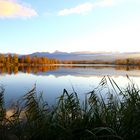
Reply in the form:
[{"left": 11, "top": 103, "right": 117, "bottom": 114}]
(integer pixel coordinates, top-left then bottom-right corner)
[{"left": 0, "top": 76, "right": 140, "bottom": 140}]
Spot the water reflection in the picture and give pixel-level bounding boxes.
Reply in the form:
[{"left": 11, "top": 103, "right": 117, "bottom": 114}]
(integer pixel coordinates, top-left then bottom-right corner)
[
  {"left": 1, "top": 65, "right": 140, "bottom": 107},
  {"left": 0, "top": 65, "right": 140, "bottom": 75}
]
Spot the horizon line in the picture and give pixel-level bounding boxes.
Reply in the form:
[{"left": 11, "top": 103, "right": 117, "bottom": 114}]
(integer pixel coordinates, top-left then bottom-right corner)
[{"left": 1, "top": 50, "right": 140, "bottom": 55}]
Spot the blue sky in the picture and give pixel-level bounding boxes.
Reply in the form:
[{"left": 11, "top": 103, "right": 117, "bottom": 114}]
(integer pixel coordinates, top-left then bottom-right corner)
[{"left": 0, "top": 0, "right": 140, "bottom": 54}]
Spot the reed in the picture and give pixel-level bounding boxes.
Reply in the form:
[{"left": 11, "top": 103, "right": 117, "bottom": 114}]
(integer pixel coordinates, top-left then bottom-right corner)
[{"left": 0, "top": 76, "right": 140, "bottom": 140}]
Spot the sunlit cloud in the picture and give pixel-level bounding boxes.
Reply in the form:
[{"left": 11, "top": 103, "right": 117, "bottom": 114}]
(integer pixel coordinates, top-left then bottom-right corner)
[
  {"left": 0, "top": 0, "right": 37, "bottom": 18},
  {"left": 58, "top": 0, "right": 115, "bottom": 16}
]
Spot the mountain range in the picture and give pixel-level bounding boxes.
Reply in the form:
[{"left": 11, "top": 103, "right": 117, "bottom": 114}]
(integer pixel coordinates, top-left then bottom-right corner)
[{"left": 28, "top": 51, "right": 140, "bottom": 61}]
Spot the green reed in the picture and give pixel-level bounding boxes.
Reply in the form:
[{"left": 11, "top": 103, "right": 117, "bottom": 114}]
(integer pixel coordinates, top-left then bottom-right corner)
[{"left": 0, "top": 76, "right": 140, "bottom": 140}]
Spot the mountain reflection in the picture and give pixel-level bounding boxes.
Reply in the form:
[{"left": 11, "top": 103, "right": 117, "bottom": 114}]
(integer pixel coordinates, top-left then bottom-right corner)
[{"left": 0, "top": 65, "right": 140, "bottom": 75}]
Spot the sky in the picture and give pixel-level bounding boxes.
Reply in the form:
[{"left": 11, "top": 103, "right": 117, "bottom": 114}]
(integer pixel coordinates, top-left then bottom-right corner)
[{"left": 0, "top": 0, "right": 140, "bottom": 54}]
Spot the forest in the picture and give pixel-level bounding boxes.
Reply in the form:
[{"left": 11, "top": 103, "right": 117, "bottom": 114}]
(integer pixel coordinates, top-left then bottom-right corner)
[{"left": 0, "top": 54, "right": 59, "bottom": 66}]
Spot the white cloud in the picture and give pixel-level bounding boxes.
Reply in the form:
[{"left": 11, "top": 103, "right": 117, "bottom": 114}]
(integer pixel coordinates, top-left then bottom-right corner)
[
  {"left": 58, "top": 2, "right": 93, "bottom": 16},
  {"left": 58, "top": 0, "right": 115, "bottom": 16},
  {"left": 0, "top": 0, "right": 37, "bottom": 18}
]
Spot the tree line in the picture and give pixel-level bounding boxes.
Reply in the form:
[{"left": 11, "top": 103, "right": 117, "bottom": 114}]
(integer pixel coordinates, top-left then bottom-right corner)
[
  {"left": 0, "top": 54, "right": 140, "bottom": 66},
  {"left": 0, "top": 54, "right": 60, "bottom": 66},
  {"left": 62, "top": 58, "right": 140, "bottom": 65}
]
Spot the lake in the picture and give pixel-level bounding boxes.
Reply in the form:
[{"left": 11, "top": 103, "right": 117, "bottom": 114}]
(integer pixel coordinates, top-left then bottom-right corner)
[{"left": 1, "top": 65, "right": 140, "bottom": 107}]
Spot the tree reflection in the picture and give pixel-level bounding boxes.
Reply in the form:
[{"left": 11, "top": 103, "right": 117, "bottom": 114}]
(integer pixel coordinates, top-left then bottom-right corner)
[
  {"left": 0, "top": 65, "right": 59, "bottom": 75},
  {"left": 0, "top": 65, "right": 140, "bottom": 75}
]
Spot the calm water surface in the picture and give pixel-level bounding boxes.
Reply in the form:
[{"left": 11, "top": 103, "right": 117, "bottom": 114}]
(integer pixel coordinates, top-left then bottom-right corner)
[{"left": 1, "top": 65, "right": 140, "bottom": 106}]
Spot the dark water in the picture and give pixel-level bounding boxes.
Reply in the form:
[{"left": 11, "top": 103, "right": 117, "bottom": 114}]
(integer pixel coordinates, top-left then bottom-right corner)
[{"left": 1, "top": 65, "right": 140, "bottom": 106}]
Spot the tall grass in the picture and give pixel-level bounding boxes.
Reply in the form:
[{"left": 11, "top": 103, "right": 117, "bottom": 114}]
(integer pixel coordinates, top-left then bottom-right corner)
[{"left": 0, "top": 76, "right": 140, "bottom": 140}]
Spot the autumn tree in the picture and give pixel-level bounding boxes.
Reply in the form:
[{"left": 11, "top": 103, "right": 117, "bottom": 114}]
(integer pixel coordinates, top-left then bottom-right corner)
[
  {"left": 13, "top": 54, "right": 18, "bottom": 65},
  {"left": 25, "top": 55, "right": 31, "bottom": 64},
  {"left": 0, "top": 54, "right": 5, "bottom": 64},
  {"left": 20, "top": 56, "right": 25, "bottom": 64}
]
